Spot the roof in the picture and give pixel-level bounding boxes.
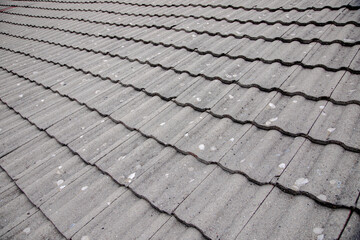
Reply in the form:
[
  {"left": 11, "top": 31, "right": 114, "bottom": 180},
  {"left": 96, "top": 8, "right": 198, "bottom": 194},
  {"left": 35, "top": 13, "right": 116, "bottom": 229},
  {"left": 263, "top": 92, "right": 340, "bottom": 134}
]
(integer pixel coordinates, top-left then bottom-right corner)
[{"left": 0, "top": 0, "right": 359, "bottom": 239}]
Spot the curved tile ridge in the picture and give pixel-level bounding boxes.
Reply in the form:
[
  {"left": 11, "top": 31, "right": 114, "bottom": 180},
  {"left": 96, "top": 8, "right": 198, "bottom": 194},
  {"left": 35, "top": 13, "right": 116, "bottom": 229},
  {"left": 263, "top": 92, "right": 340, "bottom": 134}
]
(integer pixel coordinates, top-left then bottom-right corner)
[
  {"left": 2, "top": 3, "right": 360, "bottom": 28},
  {"left": 1, "top": 11, "right": 359, "bottom": 75},
  {"left": 1, "top": 37, "right": 360, "bottom": 153},
  {"left": 0, "top": 98, "right": 212, "bottom": 240},
  {"left": 1, "top": 8, "right": 360, "bottom": 48},
  {"left": 1, "top": 66, "right": 359, "bottom": 215},
  {"left": 10, "top": 0, "right": 360, "bottom": 12},
  {"left": 0, "top": 29, "right": 358, "bottom": 107},
  {"left": 0, "top": 165, "right": 67, "bottom": 240}
]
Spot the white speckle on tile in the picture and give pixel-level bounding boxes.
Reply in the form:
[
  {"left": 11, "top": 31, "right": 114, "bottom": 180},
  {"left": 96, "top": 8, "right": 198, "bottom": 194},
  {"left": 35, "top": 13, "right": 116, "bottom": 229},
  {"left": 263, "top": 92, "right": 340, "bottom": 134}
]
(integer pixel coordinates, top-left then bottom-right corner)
[
  {"left": 198, "top": 144, "right": 205, "bottom": 150},
  {"left": 58, "top": 166, "right": 62, "bottom": 169},
  {"left": 60, "top": 185, "right": 66, "bottom": 190},
  {"left": 19, "top": 94, "right": 23, "bottom": 98},
  {"left": 268, "top": 103, "right": 276, "bottom": 109},
  {"left": 81, "top": 236, "right": 90, "bottom": 240},
  {"left": 56, "top": 179, "right": 64, "bottom": 186},
  {"left": 128, "top": 172, "right": 136, "bottom": 180},
  {"left": 189, "top": 179, "right": 194, "bottom": 183},
  {"left": 17, "top": 83, "right": 21, "bottom": 86},
  {"left": 319, "top": 105, "right": 325, "bottom": 109},
  {"left": 160, "top": 122, "right": 166, "bottom": 126},
  {"left": 95, "top": 90, "right": 100, "bottom": 94},
  {"left": 196, "top": 97, "right": 201, "bottom": 102},
  {"left": 317, "top": 234, "right": 324, "bottom": 240},
  {"left": 79, "top": 135, "right": 83, "bottom": 139},
  {"left": 101, "top": 119, "right": 105, "bottom": 123},
  {"left": 265, "top": 121, "right": 271, "bottom": 126},
  {"left": 270, "top": 117, "right": 278, "bottom": 122},
  {"left": 81, "top": 186, "right": 88, "bottom": 191},
  {"left": 23, "top": 227, "right": 31, "bottom": 234},
  {"left": 278, "top": 163, "right": 286, "bottom": 169},
  {"left": 317, "top": 195, "right": 327, "bottom": 201},
  {"left": 81, "top": 126, "right": 85, "bottom": 130},
  {"left": 294, "top": 178, "right": 309, "bottom": 187},
  {"left": 321, "top": 112, "right": 327, "bottom": 116},
  {"left": 329, "top": 179, "right": 337, "bottom": 185},
  {"left": 165, "top": 173, "right": 169, "bottom": 178},
  {"left": 210, "top": 146, "right": 217, "bottom": 151},
  {"left": 230, "top": 138, "right": 234, "bottom": 142},
  {"left": 240, "top": 159, "right": 246, "bottom": 163},
  {"left": 292, "top": 100, "right": 297, "bottom": 103},
  {"left": 344, "top": 38, "right": 355, "bottom": 43},
  {"left": 327, "top": 128, "right": 336, "bottom": 133},
  {"left": 118, "top": 156, "right": 126, "bottom": 161},
  {"left": 184, "top": 133, "right": 189, "bottom": 137},
  {"left": 40, "top": 99, "right": 45, "bottom": 102},
  {"left": 228, "top": 94, "right": 234, "bottom": 99}
]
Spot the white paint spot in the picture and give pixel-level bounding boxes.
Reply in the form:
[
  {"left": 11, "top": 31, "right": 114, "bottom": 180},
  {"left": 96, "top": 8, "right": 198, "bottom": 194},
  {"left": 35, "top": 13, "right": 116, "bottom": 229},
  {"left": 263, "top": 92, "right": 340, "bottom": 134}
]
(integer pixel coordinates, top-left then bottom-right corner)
[
  {"left": 19, "top": 94, "right": 23, "bottom": 98},
  {"left": 270, "top": 117, "right": 278, "bottom": 122},
  {"left": 210, "top": 146, "right": 217, "bottom": 151},
  {"left": 17, "top": 83, "right": 21, "bottom": 86},
  {"left": 60, "top": 185, "right": 66, "bottom": 190},
  {"left": 317, "top": 234, "right": 324, "bottom": 240},
  {"left": 81, "top": 186, "right": 88, "bottom": 191},
  {"left": 330, "top": 179, "right": 337, "bottom": 185},
  {"left": 58, "top": 166, "right": 62, "bottom": 169},
  {"left": 23, "top": 227, "right": 31, "bottom": 234},
  {"left": 327, "top": 128, "right": 336, "bottom": 133},
  {"left": 278, "top": 163, "right": 286, "bottom": 169},
  {"left": 268, "top": 103, "right": 276, "bottom": 109},
  {"left": 317, "top": 195, "right": 327, "bottom": 201},
  {"left": 40, "top": 99, "right": 45, "bottom": 102},
  {"left": 240, "top": 159, "right": 246, "bottom": 163},
  {"left": 230, "top": 138, "right": 234, "bottom": 142},
  {"left": 160, "top": 122, "right": 166, "bottom": 126},
  {"left": 189, "top": 179, "right": 194, "bottom": 183},
  {"left": 228, "top": 94, "right": 234, "bottom": 99},
  {"left": 292, "top": 100, "right": 298, "bottom": 103},
  {"left": 196, "top": 97, "right": 201, "bottom": 102},
  {"left": 319, "top": 105, "right": 325, "bottom": 109},
  {"left": 128, "top": 173, "right": 136, "bottom": 180},
  {"left": 295, "top": 178, "right": 309, "bottom": 187},
  {"left": 184, "top": 133, "right": 189, "bottom": 137},
  {"left": 165, "top": 173, "right": 169, "bottom": 178},
  {"left": 198, "top": 144, "right": 205, "bottom": 150},
  {"left": 56, "top": 179, "right": 64, "bottom": 186},
  {"left": 95, "top": 90, "right": 100, "bottom": 94}
]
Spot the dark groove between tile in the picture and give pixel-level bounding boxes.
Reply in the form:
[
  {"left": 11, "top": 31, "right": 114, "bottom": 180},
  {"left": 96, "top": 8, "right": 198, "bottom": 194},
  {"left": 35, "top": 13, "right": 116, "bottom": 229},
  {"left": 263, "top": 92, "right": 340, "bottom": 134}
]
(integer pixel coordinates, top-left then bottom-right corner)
[{"left": 1, "top": 65, "right": 359, "bottom": 215}]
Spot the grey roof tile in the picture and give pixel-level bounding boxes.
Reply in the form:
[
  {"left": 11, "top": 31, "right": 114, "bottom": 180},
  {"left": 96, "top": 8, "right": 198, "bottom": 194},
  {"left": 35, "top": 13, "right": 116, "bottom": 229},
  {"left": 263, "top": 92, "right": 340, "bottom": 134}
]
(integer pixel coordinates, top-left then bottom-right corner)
[
  {"left": 40, "top": 167, "right": 126, "bottom": 238},
  {"left": 67, "top": 119, "right": 135, "bottom": 164},
  {"left": 281, "top": 67, "right": 345, "bottom": 98},
  {"left": 110, "top": 94, "right": 169, "bottom": 129},
  {"left": 175, "top": 115, "right": 251, "bottom": 163},
  {"left": 131, "top": 147, "right": 215, "bottom": 213},
  {"left": 340, "top": 213, "right": 360, "bottom": 240},
  {"left": 176, "top": 79, "right": 233, "bottom": 109},
  {"left": 211, "top": 86, "right": 276, "bottom": 121},
  {"left": 278, "top": 140, "right": 360, "bottom": 207},
  {"left": 255, "top": 93, "right": 327, "bottom": 134},
  {"left": 236, "top": 188, "right": 349, "bottom": 240},
  {"left": 320, "top": 24, "right": 360, "bottom": 43},
  {"left": 263, "top": 41, "right": 317, "bottom": 63},
  {"left": 283, "top": 24, "right": 330, "bottom": 41},
  {"left": 349, "top": 49, "right": 360, "bottom": 70},
  {"left": 332, "top": 72, "right": 360, "bottom": 103},
  {"left": 237, "top": 62, "right": 297, "bottom": 89},
  {"left": 0, "top": 133, "right": 60, "bottom": 179},
  {"left": 309, "top": 102, "right": 360, "bottom": 149},
  {"left": 302, "top": 43, "right": 359, "bottom": 70},
  {"left": 150, "top": 216, "right": 205, "bottom": 240},
  {"left": 72, "top": 190, "right": 169, "bottom": 240},
  {"left": 96, "top": 133, "right": 163, "bottom": 185},
  {"left": 1, "top": 211, "right": 65, "bottom": 240},
  {"left": 174, "top": 167, "right": 273, "bottom": 240},
  {"left": 220, "top": 127, "right": 305, "bottom": 182},
  {"left": 140, "top": 103, "right": 205, "bottom": 144}
]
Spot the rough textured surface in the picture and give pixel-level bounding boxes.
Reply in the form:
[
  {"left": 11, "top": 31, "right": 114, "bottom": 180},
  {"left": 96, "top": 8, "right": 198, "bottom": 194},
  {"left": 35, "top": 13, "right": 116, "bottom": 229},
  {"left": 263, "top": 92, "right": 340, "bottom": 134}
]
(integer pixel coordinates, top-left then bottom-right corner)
[{"left": 0, "top": 0, "right": 359, "bottom": 239}]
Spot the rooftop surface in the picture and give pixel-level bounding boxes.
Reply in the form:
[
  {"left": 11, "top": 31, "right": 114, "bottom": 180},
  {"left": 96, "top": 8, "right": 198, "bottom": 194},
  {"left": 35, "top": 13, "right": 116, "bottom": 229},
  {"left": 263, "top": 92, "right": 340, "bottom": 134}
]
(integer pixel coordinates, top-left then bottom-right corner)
[{"left": 0, "top": 0, "right": 359, "bottom": 239}]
